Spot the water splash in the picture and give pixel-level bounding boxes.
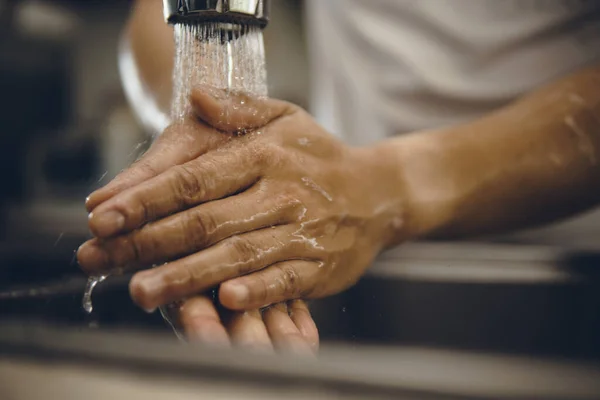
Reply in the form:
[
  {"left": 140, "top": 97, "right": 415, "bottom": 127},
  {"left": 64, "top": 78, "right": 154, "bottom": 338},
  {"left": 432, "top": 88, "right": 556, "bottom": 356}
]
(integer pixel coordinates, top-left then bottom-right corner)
[
  {"left": 97, "top": 171, "right": 108, "bottom": 183},
  {"left": 82, "top": 275, "right": 107, "bottom": 314},
  {"left": 53, "top": 233, "right": 64, "bottom": 247},
  {"left": 301, "top": 177, "right": 333, "bottom": 202},
  {"left": 162, "top": 22, "right": 269, "bottom": 338},
  {"left": 159, "top": 303, "right": 186, "bottom": 341},
  {"left": 171, "top": 22, "right": 268, "bottom": 124}
]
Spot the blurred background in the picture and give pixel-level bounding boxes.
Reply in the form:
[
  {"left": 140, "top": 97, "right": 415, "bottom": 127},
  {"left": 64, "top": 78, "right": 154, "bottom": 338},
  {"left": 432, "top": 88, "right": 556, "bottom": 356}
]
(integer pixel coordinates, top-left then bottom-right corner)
[
  {"left": 0, "top": 0, "right": 312, "bottom": 330},
  {"left": 1, "top": 1, "right": 600, "bottom": 391}
]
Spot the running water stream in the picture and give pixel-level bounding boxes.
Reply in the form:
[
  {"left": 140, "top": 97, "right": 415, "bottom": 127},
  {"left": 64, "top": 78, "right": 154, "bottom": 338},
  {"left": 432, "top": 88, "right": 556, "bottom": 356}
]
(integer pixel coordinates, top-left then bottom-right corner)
[
  {"left": 171, "top": 23, "right": 268, "bottom": 121},
  {"left": 83, "top": 22, "right": 268, "bottom": 338}
]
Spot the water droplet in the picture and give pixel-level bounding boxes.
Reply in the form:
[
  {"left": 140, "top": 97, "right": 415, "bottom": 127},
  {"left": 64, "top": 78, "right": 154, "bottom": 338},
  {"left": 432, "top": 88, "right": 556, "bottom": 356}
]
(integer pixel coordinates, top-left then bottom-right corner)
[
  {"left": 82, "top": 275, "right": 107, "bottom": 314},
  {"left": 70, "top": 250, "right": 78, "bottom": 266},
  {"left": 298, "top": 138, "right": 310, "bottom": 147},
  {"left": 165, "top": 22, "right": 269, "bottom": 341},
  {"left": 170, "top": 23, "right": 268, "bottom": 123},
  {"left": 53, "top": 233, "right": 64, "bottom": 247},
  {"left": 97, "top": 171, "right": 108, "bottom": 183}
]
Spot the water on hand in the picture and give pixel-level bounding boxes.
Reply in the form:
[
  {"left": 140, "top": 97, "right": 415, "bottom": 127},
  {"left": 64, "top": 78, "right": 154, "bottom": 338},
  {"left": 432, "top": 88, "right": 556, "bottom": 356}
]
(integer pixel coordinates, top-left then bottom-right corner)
[
  {"left": 162, "top": 22, "right": 269, "bottom": 337},
  {"left": 82, "top": 275, "right": 107, "bottom": 314},
  {"left": 81, "top": 23, "right": 268, "bottom": 323},
  {"left": 171, "top": 22, "right": 268, "bottom": 123}
]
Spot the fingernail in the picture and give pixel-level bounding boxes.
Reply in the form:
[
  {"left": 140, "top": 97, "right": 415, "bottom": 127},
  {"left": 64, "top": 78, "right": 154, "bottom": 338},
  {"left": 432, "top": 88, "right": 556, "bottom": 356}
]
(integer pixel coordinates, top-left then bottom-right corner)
[
  {"left": 90, "top": 210, "right": 125, "bottom": 237},
  {"left": 229, "top": 283, "right": 249, "bottom": 305},
  {"left": 85, "top": 192, "right": 101, "bottom": 212},
  {"left": 85, "top": 196, "right": 91, "bottom": 207},
  {"left": 143, "top": 307, "right": 157, "bottom": 314}
]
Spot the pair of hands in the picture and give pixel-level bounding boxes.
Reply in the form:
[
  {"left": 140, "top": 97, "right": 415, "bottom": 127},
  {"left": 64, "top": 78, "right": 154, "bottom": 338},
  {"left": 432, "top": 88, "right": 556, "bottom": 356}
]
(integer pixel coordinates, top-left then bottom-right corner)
[
  {"left": 176, "top": 295, "right": 318, "bottom": 354},
  {"left": 78, "top": 87, "right": 404, "bottom": 353}
]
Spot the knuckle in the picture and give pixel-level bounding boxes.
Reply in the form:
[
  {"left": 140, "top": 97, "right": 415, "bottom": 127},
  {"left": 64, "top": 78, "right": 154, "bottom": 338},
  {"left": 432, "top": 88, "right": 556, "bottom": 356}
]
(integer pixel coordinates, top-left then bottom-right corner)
[
  {"left": 274, "top": 263, "right": 302, "bottom": 298},
  {"left": 256, "top": 143, "right": 284, "bottom": 168},
  {"left": 129, "top": 230, "right": 154, "bottom": 264},
  {"left": 185, "top": 210, "right": 218, "bottom": 248},
  {"left": 163, "top": 266, "right": 195, "bottom": 300},
  {"left": 136, "top": 197, "right": 154, "bottom": 224},
  {"left": 107, "top": 231, "right": 153, "bottom": 267},
  {"left": 101, "top": 240, "right": 128, "bottom": 268},
  {"left": 173, "top": 164, "right": 204, "bottom": 205},
  {"left": 230, "top": 236, "right": 259, "bottom": 273},
  {"left": 276, "top": 192, "right": 304, "bottom": 214},
  {"left": 113, "top": 194, "right": 152, "bottom": 226},
  {"left": 131, "top": 158, "right": 158, "bottom": 179}
]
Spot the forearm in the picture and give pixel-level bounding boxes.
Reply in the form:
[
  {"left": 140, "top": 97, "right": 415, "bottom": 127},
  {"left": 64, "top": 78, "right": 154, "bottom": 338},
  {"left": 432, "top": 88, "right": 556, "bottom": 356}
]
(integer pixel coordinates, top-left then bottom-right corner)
[
  {"left": 125, "top": 0, "right": 174, "bottom": 114},
  {"left": 378, "top": 65, "right": 600, "bottom": 242}
]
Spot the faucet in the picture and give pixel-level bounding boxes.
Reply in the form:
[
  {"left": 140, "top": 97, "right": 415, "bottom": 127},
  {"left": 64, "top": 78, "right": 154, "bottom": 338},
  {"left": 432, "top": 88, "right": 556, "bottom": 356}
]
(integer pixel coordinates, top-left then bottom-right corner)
[{"left": 163, "top": 0, "right": 270, "bottom": 28}]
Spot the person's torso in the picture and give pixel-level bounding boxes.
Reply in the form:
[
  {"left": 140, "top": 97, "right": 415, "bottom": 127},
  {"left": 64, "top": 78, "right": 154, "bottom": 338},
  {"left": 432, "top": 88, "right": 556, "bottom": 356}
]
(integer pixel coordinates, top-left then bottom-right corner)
[{"left": 306, "top": 0, "right": 600, "bottom": 145}]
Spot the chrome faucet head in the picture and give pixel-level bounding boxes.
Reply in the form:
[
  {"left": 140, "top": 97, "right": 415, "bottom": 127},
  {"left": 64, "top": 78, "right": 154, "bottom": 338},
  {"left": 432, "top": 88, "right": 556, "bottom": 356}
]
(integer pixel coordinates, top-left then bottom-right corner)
[{"left": 163, "top": 0, "right": 270, "bottom": 28}]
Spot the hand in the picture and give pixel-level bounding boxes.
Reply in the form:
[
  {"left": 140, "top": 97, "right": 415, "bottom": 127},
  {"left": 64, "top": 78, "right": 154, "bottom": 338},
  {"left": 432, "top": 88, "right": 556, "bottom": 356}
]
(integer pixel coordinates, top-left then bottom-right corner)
[
  {"left": 178, "top": 296, "right": 318, "bottom": 355},
  {"left": 78, "top": 87, "right": 405, "bottom": 312}
]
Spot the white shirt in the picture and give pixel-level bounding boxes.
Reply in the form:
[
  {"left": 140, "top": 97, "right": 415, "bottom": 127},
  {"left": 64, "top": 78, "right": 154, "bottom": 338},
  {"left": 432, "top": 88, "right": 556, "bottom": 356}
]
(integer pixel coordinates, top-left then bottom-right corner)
[
  {"left": 306, "top": 0, "right": 600, "bottom": 146},
  {"left": 120, "top": 1, "right": 600, "bottom": 246}
]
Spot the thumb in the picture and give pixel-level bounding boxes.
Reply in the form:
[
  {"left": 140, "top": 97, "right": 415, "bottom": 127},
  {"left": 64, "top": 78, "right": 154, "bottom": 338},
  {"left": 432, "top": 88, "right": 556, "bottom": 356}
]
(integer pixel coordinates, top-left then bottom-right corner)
[{"left": 190, "top": 85, "right": 295, "bottom": 134}]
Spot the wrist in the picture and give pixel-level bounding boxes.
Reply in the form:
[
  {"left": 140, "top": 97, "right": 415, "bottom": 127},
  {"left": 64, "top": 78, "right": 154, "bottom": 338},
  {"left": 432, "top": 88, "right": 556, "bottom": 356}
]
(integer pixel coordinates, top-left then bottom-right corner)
[
  {"left": 369, "top": 130, "right": 460, "bottom": 243},
  {"left": 350, "top": 138, "right": 428, "bottom": 250}
]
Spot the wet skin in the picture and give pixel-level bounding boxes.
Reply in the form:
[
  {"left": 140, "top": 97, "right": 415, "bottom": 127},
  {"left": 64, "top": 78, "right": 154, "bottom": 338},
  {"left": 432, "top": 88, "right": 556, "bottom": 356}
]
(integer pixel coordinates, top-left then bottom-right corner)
[
  {"left": 78, "top": 0, "right": 600, "bottom": 349},
  {"left": 79, "top": 63, "right": 600, "bottom": 322},
  {"left": 79, "top": 67, "right": 600, "bottom": 346},
  {"left": 78, "top": 87, "right": 405, "bottom": 313}
]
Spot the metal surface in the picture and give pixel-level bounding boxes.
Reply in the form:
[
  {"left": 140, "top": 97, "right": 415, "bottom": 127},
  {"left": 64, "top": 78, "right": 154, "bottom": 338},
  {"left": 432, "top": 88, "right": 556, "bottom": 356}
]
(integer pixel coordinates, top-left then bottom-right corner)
[
  {"left": 2, "top": 242, "right": 600, "bottom": 358},
  {"left": 163, "top": 0, "right": 270, "bottom": 27},
  {"left": 2, "top": 322, "right": 600, "bottom": 400}
]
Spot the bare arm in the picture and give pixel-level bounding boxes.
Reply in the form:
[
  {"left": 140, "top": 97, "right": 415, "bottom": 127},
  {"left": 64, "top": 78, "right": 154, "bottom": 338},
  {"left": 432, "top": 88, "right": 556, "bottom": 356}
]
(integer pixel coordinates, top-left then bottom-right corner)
[
  {"left": 126, "top": 0, "right": 174, "bottom": 114},
  {"left": 83, "top": 3, "right": 600, "bottom": 310},
  {"left": 382, "top": 65, "right": 600, "bottom": 242},
  {"left": 125, "top": 0, "right": 600, "bottom": 242}
]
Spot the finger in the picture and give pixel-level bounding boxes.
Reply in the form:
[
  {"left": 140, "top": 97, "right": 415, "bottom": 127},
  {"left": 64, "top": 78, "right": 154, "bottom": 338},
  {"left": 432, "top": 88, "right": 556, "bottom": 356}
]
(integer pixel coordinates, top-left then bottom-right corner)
[
  {"left": 129, "top": 224, "right": 310, "bottom": 312},
  {"left": 178, "top": 295, "right": 231, "bottom": 347},
  {"left": 86, "top": 120, "right": 228, "bottom": 212},
  {"left": 78, "top": 187, "right": 301, "bottom": 275},
  {"left": 263, "top": 303, "right": 315, "bottom": 356},
  {"left": 190, "top": 85, "right": 296, "bottom": 134},
  {"left": 288, "top": 300, "right": 319, "bottom": 353},
  {"left": 88, "top": 141, "right": 263, "bottom": 238},
  {"left": 228, "top": 309, "right": 273, "bottom": 352},
  {"left": 219, "top": 260, "right": 320, "bottom": 310}
]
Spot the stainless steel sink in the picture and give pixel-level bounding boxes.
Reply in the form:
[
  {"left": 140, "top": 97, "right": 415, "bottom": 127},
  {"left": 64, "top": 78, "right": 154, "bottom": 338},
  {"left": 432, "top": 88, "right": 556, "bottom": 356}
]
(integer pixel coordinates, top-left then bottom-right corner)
[
  {"left": 1, "top": 242, "right": 599, "bottom": 359},
  {"left": 312, "top": 242, "right": 600, "bottom": 359},
  {"left": 1, "top": 322, "right": 600, "bottom": 400}
]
